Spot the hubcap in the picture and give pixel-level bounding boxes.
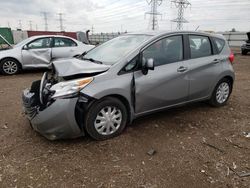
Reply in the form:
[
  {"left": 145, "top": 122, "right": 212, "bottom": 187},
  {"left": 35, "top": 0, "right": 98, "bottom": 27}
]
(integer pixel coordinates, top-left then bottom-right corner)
[
  {"left": 94, "top": 106, "right": 122, "bottom": 136},
  {"left": 216, "top": 82, "right": 230, "bottom": 104},
  {"left": 3, "top": 61, "right": 18, "bottom": 74}
]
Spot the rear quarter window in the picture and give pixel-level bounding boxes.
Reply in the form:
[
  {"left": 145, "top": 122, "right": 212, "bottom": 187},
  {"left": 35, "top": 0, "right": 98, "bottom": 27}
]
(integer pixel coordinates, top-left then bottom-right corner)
[{"left": 213, "top": 37, "right": 225, "bottom": 53}]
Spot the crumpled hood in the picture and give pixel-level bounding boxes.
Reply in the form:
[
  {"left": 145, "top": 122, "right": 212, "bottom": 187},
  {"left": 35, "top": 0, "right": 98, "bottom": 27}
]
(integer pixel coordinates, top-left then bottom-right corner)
[{"left": 52, "top": 58, "right": 111, "bottom": 77}]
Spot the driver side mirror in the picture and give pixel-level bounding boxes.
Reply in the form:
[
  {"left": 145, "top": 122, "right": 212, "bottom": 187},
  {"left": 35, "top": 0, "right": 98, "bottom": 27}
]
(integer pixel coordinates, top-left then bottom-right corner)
[
  {"left": 142, "top": 58, "right": 154, "bottom": 75},
  {"left": 146, "top": 58, "right": 154, "bottom": 70},
  {"left": 23, "top": 45, "right": 29, "bottom": 50}
]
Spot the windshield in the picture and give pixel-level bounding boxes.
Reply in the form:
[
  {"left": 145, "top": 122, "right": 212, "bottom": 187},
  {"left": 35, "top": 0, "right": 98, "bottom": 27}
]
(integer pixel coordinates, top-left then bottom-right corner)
[
  {"left": 14, "top": 38, "right": 33, "bottom": 48},
  {"left": 84, "top": 34, "right": 152, "bottom": 65}
]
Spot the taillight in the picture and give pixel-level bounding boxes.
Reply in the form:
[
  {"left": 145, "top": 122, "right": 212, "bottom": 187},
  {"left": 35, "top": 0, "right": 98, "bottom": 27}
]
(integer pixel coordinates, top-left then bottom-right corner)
[{"left": 229, "top": 51, "right": 234, "bottom": 63}]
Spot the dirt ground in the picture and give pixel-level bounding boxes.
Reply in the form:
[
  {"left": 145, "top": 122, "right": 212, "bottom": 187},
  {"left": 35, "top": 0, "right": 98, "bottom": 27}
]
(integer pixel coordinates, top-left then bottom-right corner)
[{"left": 0, "top": 49, "right": 250, "bottom": 188}]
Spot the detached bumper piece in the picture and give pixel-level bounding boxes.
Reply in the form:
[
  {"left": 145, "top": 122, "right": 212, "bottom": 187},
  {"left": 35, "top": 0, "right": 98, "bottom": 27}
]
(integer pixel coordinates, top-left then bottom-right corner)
[
  {"left": 22, "top": 89, "right": 38, "bottom": 120},
  {"left": 22, "top": 89, "right": 83, "bottom": 140}
]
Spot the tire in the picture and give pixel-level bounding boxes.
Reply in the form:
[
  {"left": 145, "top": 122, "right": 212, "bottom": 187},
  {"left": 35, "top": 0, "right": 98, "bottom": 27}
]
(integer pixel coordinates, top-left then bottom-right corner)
[
  {"left": 209, "top": 78, "right": 232, "bottom": 107},
  {"left": 0, "top": 58, "right": 21, "bottom": 75},
  {"left": 84, "top": 97, "right": 128, "bottom": 140},
  {"left": 241, "top": 50, "right": 248, "bottom": 55}
]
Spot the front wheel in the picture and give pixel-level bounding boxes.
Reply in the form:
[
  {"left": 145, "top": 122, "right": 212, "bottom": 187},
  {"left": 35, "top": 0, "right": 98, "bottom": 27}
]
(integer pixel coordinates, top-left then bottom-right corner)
[
  {"left": 84, "top": 97, "right": 128, "bottom": 140},
  {"left": 0, "top": 59, "right": 20, "bottom": 75},
  {"left": 209, "top": 78, "right": 232, "bottom": 107}
]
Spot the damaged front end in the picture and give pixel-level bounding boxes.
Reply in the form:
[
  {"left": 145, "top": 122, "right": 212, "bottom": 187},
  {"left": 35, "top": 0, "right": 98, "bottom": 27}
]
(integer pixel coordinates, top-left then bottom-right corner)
[{"left": 22, "top": 59, "right": 109, "bottom": 140}]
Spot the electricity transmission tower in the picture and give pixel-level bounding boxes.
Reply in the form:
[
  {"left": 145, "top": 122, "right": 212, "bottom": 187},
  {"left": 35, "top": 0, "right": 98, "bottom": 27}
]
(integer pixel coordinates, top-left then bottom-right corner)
[
  {"left": 29, "top": 20, "right": 33, "bottom": 30},
  {"left": 41, "top": 12, "right": 49, "bottom": 31},
  {"left": 57, "top": 13, "right": 65, "bottom": 31},
  {"left": 171, "top": 0, "right": 191, "bottom": 30},
  {"left": 145, "top": 0, "right": 163, "bottom": 30},
  {"left": 18, "top": 20, "right": 22, "bottom": 30}
]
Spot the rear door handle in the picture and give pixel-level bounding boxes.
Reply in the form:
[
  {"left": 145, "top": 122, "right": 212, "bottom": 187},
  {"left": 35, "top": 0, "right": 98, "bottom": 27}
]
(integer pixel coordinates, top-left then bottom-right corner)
[
  {"left": 177, "top": 66, "right": 188, "bottom": 73},
  {"left": 212, "top": 59, "right": 221, "bottom": 64}
]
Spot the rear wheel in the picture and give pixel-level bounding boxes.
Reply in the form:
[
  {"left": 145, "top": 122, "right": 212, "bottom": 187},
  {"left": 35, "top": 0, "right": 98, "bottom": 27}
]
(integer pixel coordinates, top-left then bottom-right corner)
[
  {"left": 242, "top": 50, "right": 248, "bottom": 55},
  {"left": 209, "top": 78, "right": 232, "bottom": 107},
  {"left": 85, "top": 97, "right": 127, "bottom": 140},
  {"left": 0, "top": 59, "right": 21, "bottom": 75}
]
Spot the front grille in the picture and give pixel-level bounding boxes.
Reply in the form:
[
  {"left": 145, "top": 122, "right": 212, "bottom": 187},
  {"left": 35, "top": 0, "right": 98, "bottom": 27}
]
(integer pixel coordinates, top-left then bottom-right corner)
[{"left": 22, "top": 89, "right": 38, "bottom": 119}]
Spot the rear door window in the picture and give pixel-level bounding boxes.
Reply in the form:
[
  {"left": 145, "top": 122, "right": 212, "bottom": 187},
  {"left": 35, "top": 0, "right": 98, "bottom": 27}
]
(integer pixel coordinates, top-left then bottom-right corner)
[
  {"left": 54, "top": 37, "right": 77, "bottom": 47},
  {"left": 189, "top": 35, "right": 212, "bottom": 58}
]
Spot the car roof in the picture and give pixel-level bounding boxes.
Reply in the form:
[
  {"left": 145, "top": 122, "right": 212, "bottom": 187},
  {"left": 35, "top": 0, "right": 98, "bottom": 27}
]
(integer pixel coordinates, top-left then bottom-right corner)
[
  {"left": 127, "top": 30, "right": 225, "bottom": 39},
  {"left": 28, "top": 35, "right": 75, "bottom": 40}
]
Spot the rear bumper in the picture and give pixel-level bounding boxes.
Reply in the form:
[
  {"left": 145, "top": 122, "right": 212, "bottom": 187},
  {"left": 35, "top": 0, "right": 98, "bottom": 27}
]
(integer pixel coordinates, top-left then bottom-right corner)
[{"left": 22, "top": 89, "right": 83, "bottom": 140}]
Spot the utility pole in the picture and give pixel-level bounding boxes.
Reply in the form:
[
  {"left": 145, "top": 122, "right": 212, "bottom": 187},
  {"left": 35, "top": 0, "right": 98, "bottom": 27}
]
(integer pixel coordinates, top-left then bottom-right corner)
[
  {"left": 36, "top": 24, "right": 38, "bottom": 31},
  {"left": 91, "top": 25, "right": 94, "bottom": 34},
  {"left": 18, "top": 20, "right": 22, "bottom": 30},
  {"left": 7, "top": 22, "right": 10, "bottom": 28},
  {"left": 57, "top": 13, "right": 65, "bottom": 31},
  {"left": 120, "top": 25, "right": 123, "bottom": 33},
  {"left": 29, "top": 20, "right": 33, "bottom": 30},
  {"left": 41, "top": 12, "right": 49, "bottom": 31},
  {"left": 145, "top": 0, "right": 163, "bottom": 30},
  {"left": 171, "top": 0, "right": 191, "bottom": 30}
]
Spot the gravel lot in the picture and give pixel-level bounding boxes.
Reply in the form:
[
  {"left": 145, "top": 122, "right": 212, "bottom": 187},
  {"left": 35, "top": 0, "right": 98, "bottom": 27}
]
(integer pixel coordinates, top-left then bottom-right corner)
[{"left": 0, "top": 50, "right": 250, "bottom": 188}]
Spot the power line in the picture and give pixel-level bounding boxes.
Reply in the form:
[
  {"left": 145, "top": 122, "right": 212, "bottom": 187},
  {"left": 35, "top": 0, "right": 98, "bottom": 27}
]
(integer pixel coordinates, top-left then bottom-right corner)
[
  {"left": 93, "top": 3, "right": 146, "bottom": 18},
  {"left": 171, "top": 0, "right": 191, "bottom": 30},
  {"left": 41, "top": 12, "right": 49, "bottom": 31},
  {"left": 57, "top": 13, "right": 65, "bottom": 31},
  {"left": 145, "top": 0, "right": 163, "bottom": 30}
]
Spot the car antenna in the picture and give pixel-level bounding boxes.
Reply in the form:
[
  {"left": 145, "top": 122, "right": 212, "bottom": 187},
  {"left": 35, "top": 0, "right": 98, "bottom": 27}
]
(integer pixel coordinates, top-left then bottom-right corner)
[{"left": 195, "top": 26, "right": 200, "bottom": 31}]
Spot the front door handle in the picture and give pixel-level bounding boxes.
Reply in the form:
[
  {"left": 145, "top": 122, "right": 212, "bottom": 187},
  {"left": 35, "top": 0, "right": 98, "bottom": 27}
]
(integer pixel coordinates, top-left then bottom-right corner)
[{"left": 177, "top": 66, "right": 188, "bottom": 73}]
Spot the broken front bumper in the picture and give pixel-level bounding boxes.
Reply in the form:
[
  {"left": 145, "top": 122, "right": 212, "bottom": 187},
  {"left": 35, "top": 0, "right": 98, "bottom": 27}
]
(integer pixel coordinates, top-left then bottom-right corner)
[{"left": 22, "top": 89, "right": 83, "bottom": 140}]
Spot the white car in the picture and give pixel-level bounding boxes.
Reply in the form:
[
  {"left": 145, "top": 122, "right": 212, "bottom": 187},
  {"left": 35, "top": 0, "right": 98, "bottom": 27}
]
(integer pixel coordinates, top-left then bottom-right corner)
[{"left": 0, "top": 35, "right": 94, "bottom": 75}]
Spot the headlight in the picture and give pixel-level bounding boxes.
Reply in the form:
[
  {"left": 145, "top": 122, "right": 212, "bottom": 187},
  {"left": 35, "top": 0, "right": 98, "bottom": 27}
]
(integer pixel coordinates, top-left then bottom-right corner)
[{"left": 50, "top": 77, "right": 93, "bottom": 99}]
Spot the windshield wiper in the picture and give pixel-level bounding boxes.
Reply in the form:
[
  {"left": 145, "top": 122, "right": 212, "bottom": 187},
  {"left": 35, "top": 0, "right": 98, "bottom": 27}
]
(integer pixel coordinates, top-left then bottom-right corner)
[{"left": 82, "top": 57, "right": 103, "bottom": 64}]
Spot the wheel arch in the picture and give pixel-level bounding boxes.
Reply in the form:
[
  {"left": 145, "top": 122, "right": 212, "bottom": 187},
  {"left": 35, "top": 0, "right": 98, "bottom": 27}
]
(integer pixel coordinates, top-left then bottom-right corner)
[
  {"left": 0, "top": 57, "right": 22, "bottom": 69},
  {"left": 222, "top": 75, "right": 234, "bottom": 93},
  {"left": 75, "top": 93, "right": 133, "bottom": 132},
  {"left": 208, "top": 73, "right": 234, "bottom": 99},
  {"left": 223, "top": 75, "right": 234, "bottom": 84}
]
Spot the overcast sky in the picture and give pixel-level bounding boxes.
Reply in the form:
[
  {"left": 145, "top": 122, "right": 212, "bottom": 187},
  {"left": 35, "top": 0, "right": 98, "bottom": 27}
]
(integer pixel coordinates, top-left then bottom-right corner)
[{"left": 0, "top": 0, "right": 250, "bottom": 33}]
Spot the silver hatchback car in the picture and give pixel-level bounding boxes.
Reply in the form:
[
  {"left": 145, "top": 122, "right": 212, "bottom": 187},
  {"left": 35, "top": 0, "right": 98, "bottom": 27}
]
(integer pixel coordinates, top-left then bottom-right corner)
[{"left": 22, "top": 31, "right": 235, "bottom": 140}]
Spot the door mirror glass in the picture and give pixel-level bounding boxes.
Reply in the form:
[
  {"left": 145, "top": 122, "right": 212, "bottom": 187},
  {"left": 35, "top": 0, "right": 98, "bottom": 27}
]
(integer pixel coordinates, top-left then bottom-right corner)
[
  {"left": 146, "top": 58, "right": 154, "bottom": 70},
  {"left": 142, "top": 58, "right": 154, "bottom": 75},
  {"left": 23, "top": 45, "right": 29, "bottom": 50}
]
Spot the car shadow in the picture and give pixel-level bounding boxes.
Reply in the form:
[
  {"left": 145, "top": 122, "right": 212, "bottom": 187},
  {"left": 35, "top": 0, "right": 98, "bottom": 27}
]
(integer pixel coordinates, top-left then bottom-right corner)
[
  {"left": 0, "top": 68, "right": 47, "bottom": 77},
  {"left": 131, "top": 102, "right": 209, "bottom": 128},
  {"left": 47, "top": 101, "right": 212, "bottom": 146},
  {"left": 21, "top": 68, "right": 48, "bottom": 74}
]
